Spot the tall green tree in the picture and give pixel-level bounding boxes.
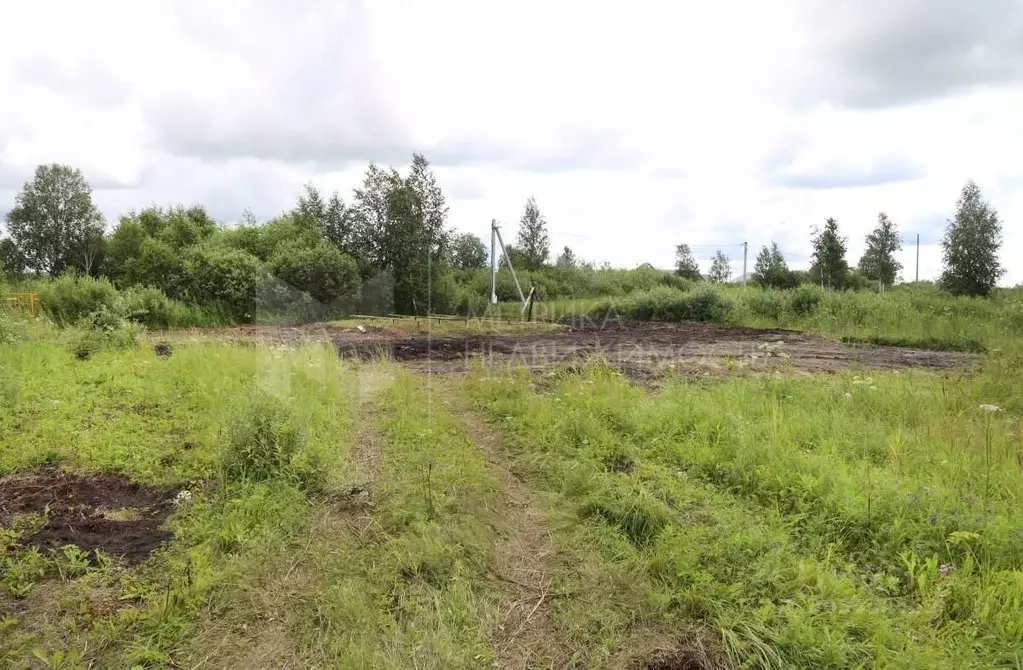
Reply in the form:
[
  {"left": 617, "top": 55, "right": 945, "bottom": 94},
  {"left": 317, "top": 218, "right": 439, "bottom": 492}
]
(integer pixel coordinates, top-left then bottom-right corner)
[
  {"left": 940, "top": 181, "right": 1004, "bottom": 297},
  {"left": 674, "top": 243, "right": 702, "bottom": 281},
  {"left": 516, "top": 197, "right": 550, "bottom": 269},
  {"left": 448, "top": 232, "right": 488, "bottom": 270},
  {"left": 859, "top": 212, "right": 902, "bottom": 290},
  {"left": 353, "top": 154, "right": 450, "bottom": 313},
  {"left": 809, "top": 217, "right": 849, "bottom": 289},
  {"left": 0, "top": 238, "right": 28, "bottom": 279},
  {"left": 753, "top": 242, "right": 797, "bottom": 289},
  {"left": 294, "top": 184, "right": 360, "bottom": 258},
  {"left": 708, "top": 250, "right": 731, "bottom": 283},
  {"left": 555, "top": 245, "right": 577, "bottom": 268},
  {"left": 4, "top": 164, "right": 105, "bottom": 276}
]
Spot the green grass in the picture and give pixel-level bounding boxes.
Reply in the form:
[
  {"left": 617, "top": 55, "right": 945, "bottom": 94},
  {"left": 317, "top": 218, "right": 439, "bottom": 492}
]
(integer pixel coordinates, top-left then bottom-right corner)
[
  {"left": 4, "top": 300, "right": 1023, "bottom": 668},
  {"left": 460, "top": 361, "right": 1023, "bottom": 667},
  {"left": 0, "top": 316, "right": 354, "bottom": 667}
]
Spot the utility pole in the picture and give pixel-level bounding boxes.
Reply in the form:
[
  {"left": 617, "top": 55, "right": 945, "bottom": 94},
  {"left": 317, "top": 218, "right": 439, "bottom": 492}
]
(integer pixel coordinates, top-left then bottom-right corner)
[
  {"left": 915, "top": 233, "right": 920, "bottom": 283},
  {"left": 742, "top": 241, "right": 748, "bottom": 285},
  {"left": 490, "top": 219, "right": 498, "bottom": 304}
]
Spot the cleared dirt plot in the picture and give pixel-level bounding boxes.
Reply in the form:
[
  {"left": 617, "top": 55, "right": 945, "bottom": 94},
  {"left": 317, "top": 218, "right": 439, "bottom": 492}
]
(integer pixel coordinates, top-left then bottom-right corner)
[{"left": 337, "top": 320, "right": 974, "bottom": 376}]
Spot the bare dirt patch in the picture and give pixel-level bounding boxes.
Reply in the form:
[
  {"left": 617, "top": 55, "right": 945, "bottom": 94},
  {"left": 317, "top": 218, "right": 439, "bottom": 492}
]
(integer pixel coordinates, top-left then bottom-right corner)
[
  {"left": 0, "top": 469, "right": 176, "bottom": 562},
  {"left": 336, "top": 320, "right": 974, "bottom": 376}
]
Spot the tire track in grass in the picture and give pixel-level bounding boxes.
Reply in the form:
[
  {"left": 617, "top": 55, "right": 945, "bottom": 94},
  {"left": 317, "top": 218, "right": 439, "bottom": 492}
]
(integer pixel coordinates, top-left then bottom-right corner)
[
  {"left": 438, "top": 384, "right": 568, "bottom": 669},
  {"left": 349, "top": 363, "right": 396, "bottom": 498},
  {"left": 184, "top": 361, "right": 395, "bottom": 669}
]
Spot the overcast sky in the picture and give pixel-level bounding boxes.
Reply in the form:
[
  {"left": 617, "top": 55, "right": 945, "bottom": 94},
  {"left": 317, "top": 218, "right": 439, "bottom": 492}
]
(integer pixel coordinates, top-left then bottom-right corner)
[{"left": 2, "top": 0, "right": 1022, "bottom": 282}]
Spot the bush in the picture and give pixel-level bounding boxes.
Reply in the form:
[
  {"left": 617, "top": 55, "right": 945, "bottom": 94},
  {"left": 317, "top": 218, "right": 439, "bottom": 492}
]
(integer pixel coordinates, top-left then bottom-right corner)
[
  {"left": 186, "top": 247, "right": 264, "bottom": 321},
  {"left": 39, "top": 275, "right": 119, "bottom": 326},
  {"left": 222, "top": 392, "right": 323, "bottom": 491},
  {"left": 270, "top": 242, "right": 360, "bottom": 307},
  {"left": 788, "top": 284, "right": 823, "bottom": 317},
  {"left": 589, "top": 286, "right": 734, "bottom": 324},
  {"left": 65, "top": 300, "right": 143, "bottom": 360},
  {"left": 744, "top": 289, "right": 787, "bottom": 321},
  {"left": 120, "top": 285, "right": 216, "bottom": 328}
]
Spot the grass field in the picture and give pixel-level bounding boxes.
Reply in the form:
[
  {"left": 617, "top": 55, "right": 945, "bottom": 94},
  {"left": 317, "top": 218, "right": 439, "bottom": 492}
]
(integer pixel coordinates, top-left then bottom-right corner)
[{"left": 2, "top": 298, "right": 1023, "bottom": 668}]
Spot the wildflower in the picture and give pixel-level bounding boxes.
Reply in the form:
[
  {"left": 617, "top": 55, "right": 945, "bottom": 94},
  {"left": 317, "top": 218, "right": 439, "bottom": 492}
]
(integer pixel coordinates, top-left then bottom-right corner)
[
  {"left": 939, "top": 563, "right": 955, "bottom": 577},
  {"left": 174, "top": 490, "right": 193, "bottom": 507},
  {"left": 843, "top": 393, "right": 852, "bottom": 399},
  {"left": 978, "top": 404, "right": 1002, "bottom": 413}
]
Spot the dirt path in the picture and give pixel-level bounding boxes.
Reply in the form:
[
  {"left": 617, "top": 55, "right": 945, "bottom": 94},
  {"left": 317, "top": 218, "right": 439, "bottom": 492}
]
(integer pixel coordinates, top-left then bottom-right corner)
[
  {"left": 349, "top": 364, "right": 394, "bottom": 496},
  {"left": 436, "top": 383, "right": 571, "bottom": 669}
]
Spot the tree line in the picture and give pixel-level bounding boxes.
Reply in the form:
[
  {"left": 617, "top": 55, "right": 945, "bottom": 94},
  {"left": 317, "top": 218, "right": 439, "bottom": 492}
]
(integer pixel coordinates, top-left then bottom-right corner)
[
  {"left": 0, "top": 157, "right": 566, "bottom": 320},
  {"left": 1, "top": 161, "right": 1007, "bottom": 324},
  {"left": 673, "top": 181, "right": 1004, "bottom": 297}
]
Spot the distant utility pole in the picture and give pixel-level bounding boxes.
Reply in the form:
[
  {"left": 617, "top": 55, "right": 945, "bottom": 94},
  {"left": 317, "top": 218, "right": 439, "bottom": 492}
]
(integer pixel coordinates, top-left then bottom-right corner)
[
  {"left": 490, "top": 219, "right": 497, "bottom": 304},
  {"left": 915, "top": 233, "right": 920, "bottom": 283},
  {"left": 742, "top": 241, "right": 748, "bottom": 285}
]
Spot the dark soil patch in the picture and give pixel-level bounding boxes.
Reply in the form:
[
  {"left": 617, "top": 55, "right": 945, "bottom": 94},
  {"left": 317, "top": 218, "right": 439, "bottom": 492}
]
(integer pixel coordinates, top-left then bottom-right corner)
[
  {"left": 0, "top": 469, "right": 176, "bottom": 563},
  {"left": 334, "top": 319, "right": 975, "bottom": 374}
]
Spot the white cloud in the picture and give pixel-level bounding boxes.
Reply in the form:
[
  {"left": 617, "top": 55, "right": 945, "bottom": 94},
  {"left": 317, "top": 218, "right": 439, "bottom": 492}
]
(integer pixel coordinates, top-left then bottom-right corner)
[{"left": 1, "top": 0, "right": 1022, "bottom": 284}]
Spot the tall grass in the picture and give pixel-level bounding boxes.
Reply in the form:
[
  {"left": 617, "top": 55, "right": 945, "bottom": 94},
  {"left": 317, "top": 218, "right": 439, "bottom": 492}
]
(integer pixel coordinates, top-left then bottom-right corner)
[{"left": 463, "top": 362, "right": 1023, "bottom": 666}]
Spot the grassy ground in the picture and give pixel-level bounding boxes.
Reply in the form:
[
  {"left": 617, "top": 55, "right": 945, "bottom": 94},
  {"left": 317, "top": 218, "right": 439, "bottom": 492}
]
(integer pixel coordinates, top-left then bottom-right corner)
[{"left": 2, "top": 305, "right": 1023, "bottom": 668}]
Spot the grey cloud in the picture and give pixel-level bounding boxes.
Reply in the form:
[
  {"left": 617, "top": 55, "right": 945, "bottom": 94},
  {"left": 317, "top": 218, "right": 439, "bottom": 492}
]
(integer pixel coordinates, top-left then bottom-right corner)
[
  {"left": 769, "top": 156, "right": 923, "bottom": 190},
  {"left": 0, "top": 162, "right": 142, "bottom": 192},
  {"left": 143, "top": 1, "right": 413, "bottom": 170},
  {"left": 427, "top": 129, "right": 639, "bottom": 173},
  {"left": 809, "top": 1, "right": 1023, "bottom": 107},
  {"left": 13, "top": 58, "right": 131, "bottom": 109},
  {"left": 90, "top": 156, "right": 307, "bottom": 225}
]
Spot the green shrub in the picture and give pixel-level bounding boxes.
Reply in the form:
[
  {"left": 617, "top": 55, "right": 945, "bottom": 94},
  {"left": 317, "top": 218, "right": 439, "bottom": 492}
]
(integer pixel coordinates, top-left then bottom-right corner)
[
  {"left": 270, "top": 242, "right": 360, "bottom": 307},
  {"left": 788, "top": 284, "right": 823, "bottom": 317},
  {"left": 222, "top": 392, "right": 323, "bottom": 491},
  {"left": 744, "top": 289, "right": 787, "bottom": 320},
  {"left": 594, "top": 286, "right": 733, "bottom": 323},
  {"left": 681, "top": 286, "right": 734, "bottom": 323},
  {"left": 120, "top": 285, "right": 215, "bottom": 328},
  {"left": 186, "top": 247, "right": 264, "bottom": 321},
  {"left": 39, "top": 274, "right": 119, "bottom": 326}
]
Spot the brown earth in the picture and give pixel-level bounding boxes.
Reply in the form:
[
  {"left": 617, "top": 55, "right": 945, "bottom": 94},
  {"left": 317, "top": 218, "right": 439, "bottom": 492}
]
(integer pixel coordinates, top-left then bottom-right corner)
[
  {"left": 334, "top": 320, "right": 975, "bottom": 375},
  {"left": 171, "top": 319, "right": 975, "bottom": 376},
  {"left": 0, "top": 469, "right": 176, "bottom": 563}
]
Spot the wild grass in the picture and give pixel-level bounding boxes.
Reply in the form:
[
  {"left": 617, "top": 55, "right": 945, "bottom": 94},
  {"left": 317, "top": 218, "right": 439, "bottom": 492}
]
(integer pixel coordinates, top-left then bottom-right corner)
[
  {"left": 461, "top": 361, "right": 1023, "bottom": 667},
  {"left": 0, "top": 317, "right": 353, "bottom": 667},
  {"left": 282, "top": 370, "right": 503, "bottom": 668},
  {"left": 5, "top": 289, "right": 1023, "bottom": 667}
]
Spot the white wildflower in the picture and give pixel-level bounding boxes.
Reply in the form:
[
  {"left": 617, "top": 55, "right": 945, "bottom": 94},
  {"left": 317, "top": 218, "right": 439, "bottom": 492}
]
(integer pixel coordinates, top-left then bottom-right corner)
[
  {"left": 174, "top": 490, "right": 193, "bottom": 506},
  {"left": 843, "top": 392, "right": 852, "bottom": 399},
  {"left": 978, "top": 404, "right": 1002, "bottom": 413}
]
